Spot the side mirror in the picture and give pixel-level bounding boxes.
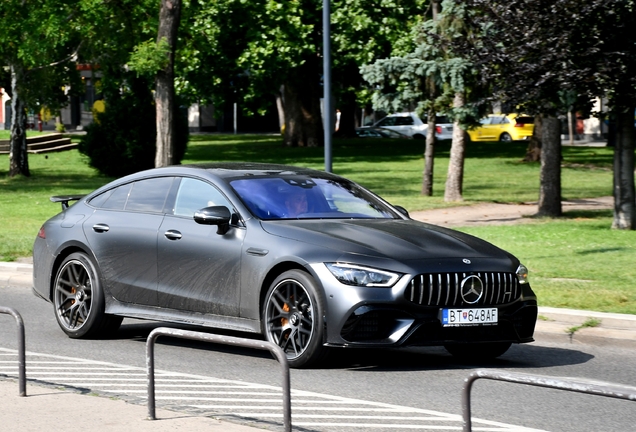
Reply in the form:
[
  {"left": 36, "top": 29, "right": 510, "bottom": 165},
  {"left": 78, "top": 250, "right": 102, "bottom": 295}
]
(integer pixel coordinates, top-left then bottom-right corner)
[
  {"left": 194, "top": 206, "right": 232, "bottom": 234},
  {"left": 394, "top": 205, "right": 410, "bottom": 218}
]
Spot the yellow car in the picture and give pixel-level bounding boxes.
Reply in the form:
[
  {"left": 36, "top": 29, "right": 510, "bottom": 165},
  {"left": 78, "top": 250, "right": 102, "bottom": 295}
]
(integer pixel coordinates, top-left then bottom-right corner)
[{"left": 467, "top": 114, "right": 534, "bottom": 142}]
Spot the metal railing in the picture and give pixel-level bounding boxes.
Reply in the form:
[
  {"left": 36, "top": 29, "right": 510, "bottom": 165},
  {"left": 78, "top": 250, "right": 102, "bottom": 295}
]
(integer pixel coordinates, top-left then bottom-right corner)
[
  {"left": 462, "top": 369, "right": 636, "bottom": 431},
  {"left": 146, "top": 327, "right": 291, "bottom": 431},
  {"left": 0, "top": 306, "right": 26, "bottom": 396}
]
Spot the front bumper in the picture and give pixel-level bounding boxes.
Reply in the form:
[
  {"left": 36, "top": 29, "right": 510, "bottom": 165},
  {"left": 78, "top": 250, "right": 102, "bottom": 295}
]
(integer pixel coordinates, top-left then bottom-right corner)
[{"left": 311, "top": 263, "right": 537, "bottom": 348}]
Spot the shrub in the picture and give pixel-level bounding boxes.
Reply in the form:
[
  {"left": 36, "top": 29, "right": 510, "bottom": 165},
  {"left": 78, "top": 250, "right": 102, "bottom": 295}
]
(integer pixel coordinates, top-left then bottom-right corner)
[{"left": 79, "top": 78, "right": 188, "bottom": 178}]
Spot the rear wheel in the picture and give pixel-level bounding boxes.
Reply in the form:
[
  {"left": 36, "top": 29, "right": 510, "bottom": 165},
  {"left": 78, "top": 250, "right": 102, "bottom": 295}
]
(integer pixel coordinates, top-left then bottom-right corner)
[
  {"left": 444, "top": 342, "right": 512, "bottom": 360},
  {"left": 263, "top": 270, "right": 326, "bottom": 368},
  {"left": 499, "top": 132, "right": 513, "bottom": 142},
  {"left": 53, "top": 252, "right": 122, "bottom": 338}
]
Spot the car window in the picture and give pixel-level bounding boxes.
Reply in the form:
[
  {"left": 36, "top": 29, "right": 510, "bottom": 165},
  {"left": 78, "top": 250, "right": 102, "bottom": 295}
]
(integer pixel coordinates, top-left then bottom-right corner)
[
  {"left": 125, "top": 177, "right": 173, "bottom": 213},
  {"left": 515, "top": 116, "right": 534, "bottom": 125},
  {"left": 479, "top": 117, "right": 491, "bottom": 125},
  {"left": 376, "top": 117, "right": 396, "bottom": 126},
  {"left": 97, "top": 183, "right": 132, "bottom": 210},
  {"left": 230, "top": 177, "right": 399, "bottom": 220},
  {"left": 394, "top": 116, "right": 414, "bottom": 126},
  {"left": 173, "top": 177, "right": 231, "bottom": 217},
  {"left": 490, "top": 116, "right": 506, "bottom": 125}
]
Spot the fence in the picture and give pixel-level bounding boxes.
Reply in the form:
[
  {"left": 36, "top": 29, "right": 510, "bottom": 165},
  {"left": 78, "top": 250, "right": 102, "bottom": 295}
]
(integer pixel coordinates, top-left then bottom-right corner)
[
  {"left": 146, "top": 327, "right": 292, "bottom": 431},
  {"left": 462, "top": 369, "right": 636, "bottom": 431}
]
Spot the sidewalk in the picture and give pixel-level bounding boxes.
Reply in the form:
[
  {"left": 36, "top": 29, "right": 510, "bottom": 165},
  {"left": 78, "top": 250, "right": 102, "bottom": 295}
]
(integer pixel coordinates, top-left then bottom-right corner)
[{"left": 0, "top": 378, "right": 260, "bottom": 432}]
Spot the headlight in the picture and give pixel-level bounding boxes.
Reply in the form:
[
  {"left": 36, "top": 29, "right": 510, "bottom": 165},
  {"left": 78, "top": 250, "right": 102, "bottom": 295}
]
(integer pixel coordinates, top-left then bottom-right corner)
[
  {"left": 325, "top": 263, "right": 401, "bottom": 287},
  {"left": 516, "top": 264, "right": 529, "bottom": 284}
]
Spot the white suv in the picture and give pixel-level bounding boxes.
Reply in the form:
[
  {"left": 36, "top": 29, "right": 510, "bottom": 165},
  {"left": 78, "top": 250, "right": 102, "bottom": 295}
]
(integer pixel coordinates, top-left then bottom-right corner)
[{"left": 372, "top": 112, "right": 454, "bottom": 140}]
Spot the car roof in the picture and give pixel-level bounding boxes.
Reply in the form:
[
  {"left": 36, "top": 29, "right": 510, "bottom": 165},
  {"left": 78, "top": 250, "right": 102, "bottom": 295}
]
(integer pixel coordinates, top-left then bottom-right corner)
[{"left": 112, "top": 162, "right": 340, "bottom": 182}]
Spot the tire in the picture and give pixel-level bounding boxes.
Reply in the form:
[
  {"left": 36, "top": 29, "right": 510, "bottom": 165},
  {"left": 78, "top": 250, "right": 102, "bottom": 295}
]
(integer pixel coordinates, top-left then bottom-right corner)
[
  {"left": 444, "top": 342, "right": 512, "bottom": 360},
  {"left": 53, "top": 252, "right": 122, "bottom": 339},
  {"left": 262, "top": 270, "right": 326, "bottom": 368},
  {"left": 499, "top": 132, "right": 513, "bottom": 142}
]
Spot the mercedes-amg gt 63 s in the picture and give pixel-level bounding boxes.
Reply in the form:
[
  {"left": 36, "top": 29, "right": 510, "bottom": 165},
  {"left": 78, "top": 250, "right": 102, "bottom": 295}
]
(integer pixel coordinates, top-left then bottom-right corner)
[{"left": 33, "top": 163, "right": 537, "bottom": 367}]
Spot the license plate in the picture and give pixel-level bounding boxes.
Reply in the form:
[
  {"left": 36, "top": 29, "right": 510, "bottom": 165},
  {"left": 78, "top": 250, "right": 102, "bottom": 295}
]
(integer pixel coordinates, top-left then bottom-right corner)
[{"left": 441, "top": 308, "right": 498, "bottom": 327}]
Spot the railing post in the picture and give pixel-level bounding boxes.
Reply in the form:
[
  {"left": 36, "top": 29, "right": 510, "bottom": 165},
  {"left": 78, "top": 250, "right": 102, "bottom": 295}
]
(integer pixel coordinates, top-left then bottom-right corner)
[
  {"left": 0, "top": 306, "right": 26, "bottom": 396},
  {"left": 462, "top": 369, "right": 636, "bottom": 432},
  {"left": 146, "top": 327, "right": 291, "bottom": 431}
]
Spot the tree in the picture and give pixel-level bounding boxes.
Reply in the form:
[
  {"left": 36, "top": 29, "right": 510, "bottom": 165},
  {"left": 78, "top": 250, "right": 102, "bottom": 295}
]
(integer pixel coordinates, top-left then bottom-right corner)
[
  {"left": 447, "top": 0, "right": 636, "bottom": 226},
  {"left": 0, "top": 0, "right": 82, "bottom": 177},
  {"left": 155, "top": 0, "right": 181, "bottom": 167},
  {"left": 362, "top": 0, "right": 480, "bottom": 199},
  {"left": 175, "top": 0, "right": 424, "bottom": 147}
]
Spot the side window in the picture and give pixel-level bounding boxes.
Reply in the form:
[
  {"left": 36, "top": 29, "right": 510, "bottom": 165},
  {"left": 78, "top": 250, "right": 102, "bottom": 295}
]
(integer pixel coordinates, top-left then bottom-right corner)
[
  {"left": 377, "top": 117, "right": 396, "bottom": 126},
  {"left": 395, "top": 116, "right": 414, "bottom": 126},
  {"left": 125, "top": 177, "right": 173, "bottom": 213},
  {"left": 173, "top": 178, "right": 231, "bottom": 217},
  {"left": 100, "top": 184, "right": 132, "bottom": 210}
]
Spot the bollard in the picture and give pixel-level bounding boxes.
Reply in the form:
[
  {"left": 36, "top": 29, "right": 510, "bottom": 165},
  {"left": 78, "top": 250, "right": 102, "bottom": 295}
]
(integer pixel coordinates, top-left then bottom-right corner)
[{"left": 0, "top": 306, "right": 26, "bottom": 396}]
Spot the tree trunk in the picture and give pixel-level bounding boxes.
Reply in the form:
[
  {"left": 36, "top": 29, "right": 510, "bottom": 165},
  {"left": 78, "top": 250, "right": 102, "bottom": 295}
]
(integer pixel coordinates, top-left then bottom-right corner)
[
  {"left": 335, "top": 92, "right": 357, "bottom": 137},
  {"left": 9, "top": 64, "right": 29, "bottom": 178},
  {"left": 537, "top": 115, "right": 562, "bottom": 216},
  {"left": 282, "top": 63, "right": 324, "bottom": 147},
  {"left": 611, "top": 106, "right": 636, "bottom": 230},
  {"left": 444, "top": 92, "right": 466, "bottom": 202},
  {"left": 422, "top": 107, "right": 436, "bottom": 196},
  {"left": 523, "top": 114, "right": 542, "bottom": 162},
  {"left": 155, "top": 0, "right": 181, "bottom": 168},
  {"left": 275, "top": 86, "right": 285, "bottom": 134}
]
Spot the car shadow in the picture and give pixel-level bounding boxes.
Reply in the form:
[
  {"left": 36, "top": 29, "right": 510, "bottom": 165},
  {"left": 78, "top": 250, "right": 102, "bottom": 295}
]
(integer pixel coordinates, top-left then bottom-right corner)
[
  {"left": 112, "top": 320, "right": 594, "bottom": 371},
  {"left": 323, "top": 343, "right": 594, "bottom": 371},
  {"left": 113, "top": 320, "right": 274, "bottom": 360}
]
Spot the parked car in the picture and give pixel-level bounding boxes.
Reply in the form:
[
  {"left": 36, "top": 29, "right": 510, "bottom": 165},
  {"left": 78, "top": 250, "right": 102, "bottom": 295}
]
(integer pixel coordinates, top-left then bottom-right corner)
[
  {"left": 355, "top": 127, "right": 412, "bottom": 139},
  {"left": 372, "top": 112, "right": 454, "bottom": 140},
  {"left": 466, "top": 114, "right": 535, "bottom": 142},
  {"left": 32, "top": 163, "right": 537, "bottom": 368}
]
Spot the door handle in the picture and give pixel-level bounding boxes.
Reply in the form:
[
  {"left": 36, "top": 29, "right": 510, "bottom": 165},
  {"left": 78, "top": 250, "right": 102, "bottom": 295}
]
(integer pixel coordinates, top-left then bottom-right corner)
[
  {"left": 164, "top": 230, "right": 182, "bottom": 240},
  {"left": 92, "top": 223, "right": 110, "bottom": 233}
]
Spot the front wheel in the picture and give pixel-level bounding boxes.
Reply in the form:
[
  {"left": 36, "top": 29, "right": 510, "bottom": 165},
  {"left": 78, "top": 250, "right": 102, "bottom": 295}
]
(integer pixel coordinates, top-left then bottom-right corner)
[
  {"left": 263, "top": 270, "right": 326, "bottom": 368},
  {"left": 444, "top": 342, "right": 512, "bottom": 360},
  {"left": 499, "top": 132, "right": 513, "bottom": 142},
  {"left": 53, "top": 252, "right": 122, "bottom": 338}
]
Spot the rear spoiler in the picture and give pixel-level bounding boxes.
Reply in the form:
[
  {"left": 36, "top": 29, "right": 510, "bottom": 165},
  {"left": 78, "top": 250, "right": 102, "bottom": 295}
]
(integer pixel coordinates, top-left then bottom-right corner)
[{"left": 50, "top": 195, "right": 86, "bottom": 210}]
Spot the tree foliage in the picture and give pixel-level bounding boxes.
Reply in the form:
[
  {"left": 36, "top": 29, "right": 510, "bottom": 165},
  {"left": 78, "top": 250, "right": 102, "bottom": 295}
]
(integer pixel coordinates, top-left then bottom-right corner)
[
  {"left": 78, "top": 75, "right": 188, "bottom": 177},
  {"left": 445, "top": 0, "right": 636, "bottom": 226},
  {"left": 0, "top": 0, "right": 84, "bottom": 177}
]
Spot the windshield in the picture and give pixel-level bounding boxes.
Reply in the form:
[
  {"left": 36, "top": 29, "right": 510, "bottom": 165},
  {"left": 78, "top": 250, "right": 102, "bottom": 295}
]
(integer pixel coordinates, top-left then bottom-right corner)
[{"left": 230, "top": 176, "right": 400, "bottom": 220}]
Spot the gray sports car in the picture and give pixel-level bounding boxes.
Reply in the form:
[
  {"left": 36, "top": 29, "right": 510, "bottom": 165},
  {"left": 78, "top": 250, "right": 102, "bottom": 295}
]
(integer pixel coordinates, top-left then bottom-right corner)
[{"left": 32, "top": 163, "right": 537, "bottom": 367}]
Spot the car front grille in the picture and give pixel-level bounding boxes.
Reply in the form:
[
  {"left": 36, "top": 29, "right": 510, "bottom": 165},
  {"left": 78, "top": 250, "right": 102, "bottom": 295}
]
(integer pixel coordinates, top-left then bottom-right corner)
[{"left": 405, "top": 272, "right": 520, "bottom": 307}]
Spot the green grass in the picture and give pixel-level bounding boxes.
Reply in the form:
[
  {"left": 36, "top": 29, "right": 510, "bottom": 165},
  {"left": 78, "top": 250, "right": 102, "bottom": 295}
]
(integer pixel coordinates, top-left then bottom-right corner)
[
  {"left": 458, "top": 213, "right": 636, "bottom": 314},
  {"left": 0, "top": 130, "right": 53, "bottom": 140},
  {"left": 1, "top": 133, "right": 629, "bottom": 314}
]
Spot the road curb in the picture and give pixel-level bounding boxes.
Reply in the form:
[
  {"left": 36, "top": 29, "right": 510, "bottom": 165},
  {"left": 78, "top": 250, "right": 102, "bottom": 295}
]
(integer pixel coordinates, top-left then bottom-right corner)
[{"left": 535, "top": 306, "right": 636, "bottom": 349}]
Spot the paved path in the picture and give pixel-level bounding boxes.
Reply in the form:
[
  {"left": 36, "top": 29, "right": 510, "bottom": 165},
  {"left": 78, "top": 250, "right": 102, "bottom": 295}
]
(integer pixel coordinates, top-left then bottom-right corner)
[{"left": 410, "top": 196, "right": 614, "bottom": 227}]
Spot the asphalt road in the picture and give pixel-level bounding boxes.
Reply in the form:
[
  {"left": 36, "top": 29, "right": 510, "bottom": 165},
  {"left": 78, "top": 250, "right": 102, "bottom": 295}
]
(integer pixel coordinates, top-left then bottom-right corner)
[{"left": 2, "top": 284, "right": 635, "bottom": 432}]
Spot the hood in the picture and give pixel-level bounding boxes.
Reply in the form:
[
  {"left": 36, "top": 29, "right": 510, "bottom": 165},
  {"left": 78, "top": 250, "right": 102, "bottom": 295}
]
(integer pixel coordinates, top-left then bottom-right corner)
[{"left": 260, "top": 219, "right": 512, "bottom": 262}]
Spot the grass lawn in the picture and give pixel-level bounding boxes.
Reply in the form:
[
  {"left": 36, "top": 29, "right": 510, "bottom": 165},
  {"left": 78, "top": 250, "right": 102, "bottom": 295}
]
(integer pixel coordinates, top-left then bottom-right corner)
[{"left": 2, "top": 133, "right": 632, "bottom": 314}]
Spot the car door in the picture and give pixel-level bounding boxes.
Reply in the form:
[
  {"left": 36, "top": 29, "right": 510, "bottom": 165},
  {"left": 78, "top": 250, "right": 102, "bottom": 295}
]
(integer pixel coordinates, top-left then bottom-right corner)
[
  {"left": 157, "top": 177, "right": 245, "bottom": 317},
  {"left": 83, "top": 176, "right": 174, "bottom": 306}
]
